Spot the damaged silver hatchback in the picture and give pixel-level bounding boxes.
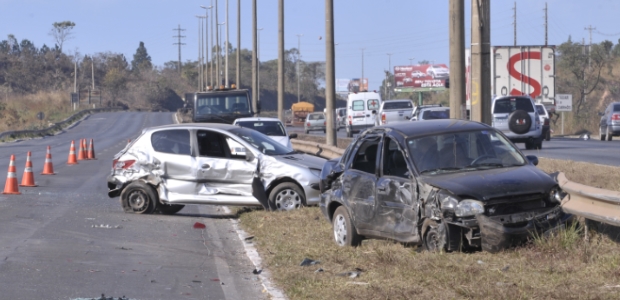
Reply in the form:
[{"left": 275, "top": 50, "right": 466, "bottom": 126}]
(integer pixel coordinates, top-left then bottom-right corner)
[
  {"left": 319, "top": 119, "right": 569, "bottom": 252},
  {"left": 107, "top": 123, "right": 326, "bottom": 214}
]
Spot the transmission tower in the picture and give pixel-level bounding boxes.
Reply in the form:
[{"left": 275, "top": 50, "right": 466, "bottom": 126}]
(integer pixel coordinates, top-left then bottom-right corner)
[{"left": 173, "top": 24, "right": 186, "bottom": 74}]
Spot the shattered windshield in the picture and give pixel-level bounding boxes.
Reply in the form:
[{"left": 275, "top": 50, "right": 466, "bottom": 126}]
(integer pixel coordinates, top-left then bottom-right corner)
[
  {"left": 228, "top": 127, "right": 292, "bottom": 155},
  {"left": 407, "top": 129, "right": 526, "bottom": 175}
]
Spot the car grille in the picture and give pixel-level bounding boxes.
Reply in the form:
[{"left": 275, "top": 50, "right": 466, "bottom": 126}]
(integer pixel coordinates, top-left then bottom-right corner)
[{"left": 484, "top": 193, "right": 548, "bottom": 216}]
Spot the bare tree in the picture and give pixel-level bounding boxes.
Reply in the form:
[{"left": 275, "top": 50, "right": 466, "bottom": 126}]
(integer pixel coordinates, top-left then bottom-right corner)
[{"left": 49, "top": 21, "right": 76, "bottom": 52}]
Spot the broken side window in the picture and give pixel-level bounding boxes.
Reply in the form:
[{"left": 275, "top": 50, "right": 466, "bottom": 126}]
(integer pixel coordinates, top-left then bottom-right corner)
[
  {"left": 382, "top": 138, "right": 409, "bottom": 178},
  {"left": 197, "top": 130, "right": 227, "bottom": 158},
  {"left": 351, "top": 137, "right": 381, "bottom": 174}
]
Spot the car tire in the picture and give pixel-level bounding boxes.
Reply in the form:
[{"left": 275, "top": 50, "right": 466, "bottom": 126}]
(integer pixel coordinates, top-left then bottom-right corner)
[
  {"left": 156, "top": 204, "right": 185, "bottom": 215},
  {"left": 268, "top": 182, "right": 305, "bottom": 211},
  {"left": 507, "top": 110, "right": 532, "bottom": 134},
  {"left": 600, "top": 126, "right": 606, "bottom": 141},
  {"left": 323, "top": 129, "right": 326, "bottom": 133},
  {"left": 534, "top": 138, "right": 543, "bottom": 150},
  {"left": 524, "top": 141, "right": 533, "bottom": 150},
  {"left": 305, "top": 129, "right": 309, "bottom": 134},
  {"left": 607, "top": 126, "right": 613, "bottom": 141},
  {"left": 332, "top": 206, "right": 362, "bottom": 247},
  {"left": 346, "top": 127, "right": 352, "bottom": 138},
  {"left": 424, "top": 222, "right": 447, "bottom": 252},
  {"left": 545, "top": 129, "right": 551, "bottom": 141},
  {"left": 120, "top": 181, "right": 158, "bottom": 214}
]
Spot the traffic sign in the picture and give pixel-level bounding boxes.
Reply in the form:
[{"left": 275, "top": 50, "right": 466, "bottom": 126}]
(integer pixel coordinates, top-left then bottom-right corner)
[{"left": 556, "top": 94, "right": 572, "bottom": 112}]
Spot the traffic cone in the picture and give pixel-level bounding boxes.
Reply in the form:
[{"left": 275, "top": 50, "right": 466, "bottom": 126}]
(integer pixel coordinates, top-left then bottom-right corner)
[
  {"left": 82, "top": 139, "right": 88, "bottom": 159},
  {"left": 77, "top": 139, "right": 86, "bottom": 160},
  {"left": 3, "top": 155, "right": 21, "bottom": 195},
  {"left": 20, "top": 151, "right": 37, "bottom": 187},
  {"left": 87, "top": 139, "right": 96, "bottom": 160},
  {"left": 41, "top": 146, "right": 55, "bottom": 175},
  {"left": 67, "top": 140, "right": 78, "bottom": 165}
]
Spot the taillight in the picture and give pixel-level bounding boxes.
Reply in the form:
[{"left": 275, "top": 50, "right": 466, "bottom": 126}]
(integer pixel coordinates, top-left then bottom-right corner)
[
  {"left": 323, "top": 121, "right": 326, "bottom": 125},
  {"left": 381, "top": 113, "right": 387, "bottom": 124},
  {"left": 612, "top": 114, "right": 620, "bottom": 121},
  {"left": 307, "top": 122, "right": 311, "bottom": 127},
  {"left": 113, "top": 160, "right": 135, "bottom": 169},
  {"left": 348, "top": 115, "right": 352, "bottom": 125}
]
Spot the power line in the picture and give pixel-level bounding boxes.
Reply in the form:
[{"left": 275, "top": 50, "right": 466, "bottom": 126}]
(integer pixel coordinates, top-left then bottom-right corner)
[
  {"left": 596, "top": 30, "right": 620, "bottom": 37},
  {"left": 173, "top": 24, "right": 186, "bottom": 74}
]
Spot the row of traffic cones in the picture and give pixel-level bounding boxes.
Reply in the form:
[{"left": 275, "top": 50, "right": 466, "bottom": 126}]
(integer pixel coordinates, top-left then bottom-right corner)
[{"left": 3, "top": 139, "right": 96, "bottom": 194}]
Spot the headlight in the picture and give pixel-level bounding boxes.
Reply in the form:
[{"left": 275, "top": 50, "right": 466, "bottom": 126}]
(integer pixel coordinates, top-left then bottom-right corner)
[
  {"left": 455, "top": 200, "right": 485, "bottom": 217},
  {"left": 438, "top": 190, "right": 458, "bottom": 212},
  {"left": 309, "top": 168, "right": 321, "bottom": 177},
  {"left": 549, "top": 188, "right": 564, "bottom": 203}
]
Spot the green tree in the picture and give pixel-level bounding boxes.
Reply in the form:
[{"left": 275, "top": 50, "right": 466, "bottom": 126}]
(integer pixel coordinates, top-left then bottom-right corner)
[
  {"left": 131, "top": 41, "right": 152, "bottom": 73},
  {"left": 49, "top": 21, "right": 76, "bottom": 52}
]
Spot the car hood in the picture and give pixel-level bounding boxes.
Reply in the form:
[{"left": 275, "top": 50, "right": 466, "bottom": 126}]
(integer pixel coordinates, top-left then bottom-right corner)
[
  {"left": 419, "top": 165, "right": 556, "bottom": 201},
  {"left": 269, "top": 136, "right": 291, "bottom": 148},
  {"left": 272, "top": 152, "right": 326, "bottom": 170}
]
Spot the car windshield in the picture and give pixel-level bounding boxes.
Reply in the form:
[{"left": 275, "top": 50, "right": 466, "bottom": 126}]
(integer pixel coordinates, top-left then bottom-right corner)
[
  {"left": 407, "top": 129, "right": 526, "bottom": 175},
  {"left": 493, "top": 97, "right": 534, "bottom": 113},
  {"left": 228, "top": 127, "right": 292, "bottom": 155},
  {"left": 383, "top": 101, "right": 412, "bottom": 110},
  {"left": 236, "top": 121, "right": 286, "bottom": 136},
  {"left": 195, "top": 91, "right": 252, "bottom": 117}
]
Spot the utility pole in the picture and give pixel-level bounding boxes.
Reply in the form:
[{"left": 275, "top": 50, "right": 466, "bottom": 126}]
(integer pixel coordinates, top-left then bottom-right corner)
[
  {"left": 361, "top": 48, "right": 366, "bottom": 92},
  {"left": 73, "top": 60, "right": 77, "bottom": 93},
  {"left": 236, "top": 0, "right": 240, "bottom": 88},
  {"left": 277, "top": 0, "right": 285, "bottom": 122},
  {"left": 471, "top": 0, "right": 491, "bottom": 124},
  {"left": 585, "top": 25, "right": 596, "bottom": 46},
  {"left": 297, "top": 34, "right": 303, "bottom": 103},
  {"left": 258, "top": 28, "right": 263, "bottom": 101},
  {"left": 513, "top": 2, "right": 517, "bottom": 46},
  {"left": 386, "top": 53, "right": 392, "bottom": 100},
  {"left": 196, "top": 16, "right": 203, "bottom": 91},
  {"left": 91, "top": 61, "right": 95, "bottom": 90},
  {"left": 215, "top": 0, "right": 220, "bottom": 86},
  {"left": 205, "top": 8, "right": 210, "bottom": 89},
  {"left": 544, "top": 2, "right": 548, "bottom": 46},
  {"left": 449, "top": 0, "right": 464, "bottom": 119},
  {"left": 173, "top": 24, "right": 186, "bottom": 75},
  {"left": 325, "top": 0, "right": 336, "bottom": 146},
  {"left": 225, "top": 0, "right": 229, "bottom": 87},
  {"left": 252, "top": 0, "right": 258, "bottom": 114}
]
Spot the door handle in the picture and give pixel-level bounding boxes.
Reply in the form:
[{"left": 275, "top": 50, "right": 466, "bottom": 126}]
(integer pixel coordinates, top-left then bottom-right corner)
[{"left": 202, "top": 164, "right": 211, "bottom": 169}]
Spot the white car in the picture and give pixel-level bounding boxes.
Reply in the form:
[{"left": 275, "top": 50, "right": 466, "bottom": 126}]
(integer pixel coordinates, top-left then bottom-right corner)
[
  {"left": 426, "top": 64, "right": 449, "bottom": 79},
  {"left": 411, "top": 70, "right": 426, "bottom": 78},
  {"left": 233, "top": 117, "right": 296, "bottom": 149}
]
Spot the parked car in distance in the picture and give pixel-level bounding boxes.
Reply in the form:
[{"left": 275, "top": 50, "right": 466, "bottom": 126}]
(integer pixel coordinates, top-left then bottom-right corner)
[
  {"left": 411, "top": 106, "right": 450, "bottom": 121},
  {"left": 305, "top": 112, "right": 326, "bottom": 134},
  {"left": 491, "top": 95, "right": 543, "bottom": 150},
  {"left": 426, "top": 64, "right": 449, "bottom": 79},
  {"left": 379, "top": 99, "right": 414, "bottom": 125},
  {"left": 599, "top": 102, "right": 620, "bottom": 141},
  {"left": 319, "top": 120, "right": 568, "bottom": 252},
  {"left": 107, "top": 123, "right": 326, "bottom": 214},
  {"left": 335, "top": 107, "right": 347, "bottom": 131},
  {"left": 233, "top": 117, "right": 296, "bottom": 149},
  {"left": 410, "top": 104, "right": 443, "bottom": 121},
  {"left": 535, "top": 104, "right": 551, "bottom": 141}
]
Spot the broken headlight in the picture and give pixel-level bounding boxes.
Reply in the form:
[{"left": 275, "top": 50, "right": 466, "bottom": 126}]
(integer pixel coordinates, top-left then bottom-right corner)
[
  {"left": 438, "top": 190, "right": 458, "bottom": 212},
  {"left": 549, "top": 188, "right": 564, "bottom": 203},
  {"left": 455, "top": 200, "right": 485, "bottom": 217}
]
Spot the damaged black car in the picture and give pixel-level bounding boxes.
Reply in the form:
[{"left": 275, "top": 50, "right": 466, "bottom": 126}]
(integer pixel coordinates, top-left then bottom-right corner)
[{"left": 319, "top": 119, "right": 569, "bottom": 252}]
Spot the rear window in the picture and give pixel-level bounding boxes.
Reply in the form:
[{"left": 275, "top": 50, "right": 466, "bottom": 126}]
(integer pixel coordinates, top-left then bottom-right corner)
[
  {"left": 352, "top": 100, "right": 364, "bottom": 111},
  {"left": 422, "top": 109, "right": 450, "bottom": 120},
  {"left": 367, "top": 99, "right": 380, "bottom": 110},
  {"left": 536, "top": 105, "right": 546, "bottom": 115},
  {"left": 613, "top": 104, "right": 620, "bottom": 112},
  {"left": 308, "top": 114, "right": 324, "bottom": 120},
  {"left": 493, "top": 97, "right": 534, "bottom": 114},
  {"left": 383, "top": 101, "right": 412, "bottom": 110}
]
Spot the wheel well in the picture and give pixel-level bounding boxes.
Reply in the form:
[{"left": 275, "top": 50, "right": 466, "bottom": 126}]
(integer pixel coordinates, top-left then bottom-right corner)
[
  {"left": 327, "top": 201, "right": 342, "bottom": 223},
  {"left": 266, "top": 178, "right": 304, "bottom": 200}
]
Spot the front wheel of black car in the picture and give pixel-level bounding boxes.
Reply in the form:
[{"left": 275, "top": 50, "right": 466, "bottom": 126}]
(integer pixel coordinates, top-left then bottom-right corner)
[
  {"left": 156, "top": 204, "right": 185, "bottom": 215},
  {"left": 120, "top": 182, "right": 158, "bottom": 214},
  {"left": 333, "top": 206, "right": 362, "bottom": 247}
]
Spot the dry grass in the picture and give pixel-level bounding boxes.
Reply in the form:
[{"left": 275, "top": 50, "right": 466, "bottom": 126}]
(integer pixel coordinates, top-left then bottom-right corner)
[
  {"left": 237, "top": 158, "right": 620, "bottom": 299},
  {"left": 0, "top": 91, "right": 76, "bottom": 132}
]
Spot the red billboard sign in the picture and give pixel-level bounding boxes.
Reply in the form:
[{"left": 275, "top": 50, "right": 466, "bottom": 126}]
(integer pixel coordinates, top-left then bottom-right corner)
[{"left": 393, "top": 64, "right": 449, "bottom": 89}]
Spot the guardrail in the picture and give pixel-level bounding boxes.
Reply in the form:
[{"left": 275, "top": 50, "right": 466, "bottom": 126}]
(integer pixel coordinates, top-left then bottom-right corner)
[
  {"left": 293, "top": 138, "right": 620, "bottom": 229},
  {"left": 557, "top": 172, "right": 620, "bottom": 227},
  {"left": 0, "top": 107, "right": 124, "bottom": 142}
]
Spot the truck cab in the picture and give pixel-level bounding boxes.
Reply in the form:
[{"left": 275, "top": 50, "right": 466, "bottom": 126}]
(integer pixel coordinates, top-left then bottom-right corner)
[{"left": 190, "top": 87, "right": 257, "bottom": 124}]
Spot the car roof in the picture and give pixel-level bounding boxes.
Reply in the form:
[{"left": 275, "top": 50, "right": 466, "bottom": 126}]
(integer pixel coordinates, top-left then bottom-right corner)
[
  {"left": 371, "top": 119, "right": 492, "bottom": 137},
  {"left": 234, "top": 117, "right": 282, "bottom": 123},
  {"left": 420, "top": 107, "right": 449, "bottom": 112},
  {"left": 143, "top": 123, "right": 239, "bottom": 133}
]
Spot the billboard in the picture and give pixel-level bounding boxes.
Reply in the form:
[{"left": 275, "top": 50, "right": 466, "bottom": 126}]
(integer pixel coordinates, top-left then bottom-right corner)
[
  {"left": 336, "top": 78, "right": 350, "bottom": 93},
  {"left": 348, "top": 78, "right": 368, "bottom": 93},
  {"left": 393, "top": 64, "right": 448, "bottom": 92}
]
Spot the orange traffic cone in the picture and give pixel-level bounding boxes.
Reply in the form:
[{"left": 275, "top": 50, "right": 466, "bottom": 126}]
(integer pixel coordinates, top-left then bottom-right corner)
[
  {"left": 3, "top": 155, "right": 21, "bottom": 194},
  {"left": 41, "top": 146, "right": 55, "bottom": 175},
  {"left": 82, "top": 139, "right": 88, "bottom": 159},
  {"left": 87, "top": 139, "right": 96, "bottom": 160},
  {"left": 20, "top": 151, "right": 37, "bottom": 187},
  {"left": 77, "top": 139, "right": 86, "bottom": 160},
  {"left": 67, "top": 140, "right": 78, "bottom": 165}
]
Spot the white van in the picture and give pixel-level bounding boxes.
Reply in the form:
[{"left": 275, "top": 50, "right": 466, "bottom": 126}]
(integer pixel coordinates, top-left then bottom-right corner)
[{"left": 345, "top": 91, "right": 382, "bottom": 137}]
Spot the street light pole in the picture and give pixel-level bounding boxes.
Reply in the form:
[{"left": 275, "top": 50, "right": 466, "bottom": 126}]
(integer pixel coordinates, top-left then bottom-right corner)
[
  {"left": 361, "top": 48, "right": 366, "bottom": 91},
  {"left": 387, "top": 53, "right": 392, "bottom": 100},
  {"left": 296, "top": 34, "right": 303, "bottom": 103},
  {"left": 196, "top": 16, "right": 202, "bottom": 91},
  {"left": 236, "top": 0, "right": 240, "bottom": 88},
  {"left": 215, "top": 0, "right": 220, "bottom": 87},
  {"left": 258, "top": 28, "right": 263, "bottom": 102},
  {"left": 225, "top": 0, "right": 229, "bottom": 87},
  {"left": 200, "top": 5, "right": 212, "bottom": 89}
]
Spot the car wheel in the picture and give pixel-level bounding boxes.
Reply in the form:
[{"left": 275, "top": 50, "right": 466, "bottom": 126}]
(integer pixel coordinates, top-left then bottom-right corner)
[
  {"left": 305, "top": 129, "right": 309, "bottom": 134},
  {"left": 524, "top": 141, "right": 533, "bottom": 150},
  {"left": 332, "top": 206, "right": 362, "bottom": 247},
  {"left": 323, "top": 129, "right": 326, "bottom": 133},
  {"left": 120, "top": 181, "right": 158, "bottom": 214},
  {"left": 600, "top": 126, "right": 606, "bottom": 141},
  {"left": 346, "top": 127, "right": 352, "bottom": 138},
  {"left": 545, "top": 130, "right": 551, "bottom": 141},
  {"left": 156, "top": 204, "right": 185, "bottom": 215},
  {"left": 269, "top": 182, "right": 305, "bottom": 211},
  {"left": 424, "top": 223, "right": 447, "bottom": 252},
  {"left": 607, "top": 126, "right": 613, "bottom": 141},
  {"left": 534, "top": 138, "right": 543, "bottom": 150}
]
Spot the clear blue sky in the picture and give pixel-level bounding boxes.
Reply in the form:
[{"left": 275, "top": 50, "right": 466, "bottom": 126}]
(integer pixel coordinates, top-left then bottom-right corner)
[{"left": 1, "top": 0, "right": 619, "bottom": 91}]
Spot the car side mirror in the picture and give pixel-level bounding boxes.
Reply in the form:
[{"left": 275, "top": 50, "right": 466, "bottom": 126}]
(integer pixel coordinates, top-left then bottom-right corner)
[
  {"left": 245, "top": 150, "right": 255, "bottom": 162},
  {"left": 526, "top": 155, "right": 538, "bottom": 166},
  {"left": 289, "top": 133, "right": 298, "bottom": 139}
]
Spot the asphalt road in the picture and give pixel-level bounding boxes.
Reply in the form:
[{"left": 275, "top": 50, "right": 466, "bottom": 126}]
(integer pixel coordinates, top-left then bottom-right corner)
[
  {"left": 288, "top": 124, "right": 620, "bottom": 167},
  {"left": 0, "top": 112, "right": 266, "bottom": 300}
]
